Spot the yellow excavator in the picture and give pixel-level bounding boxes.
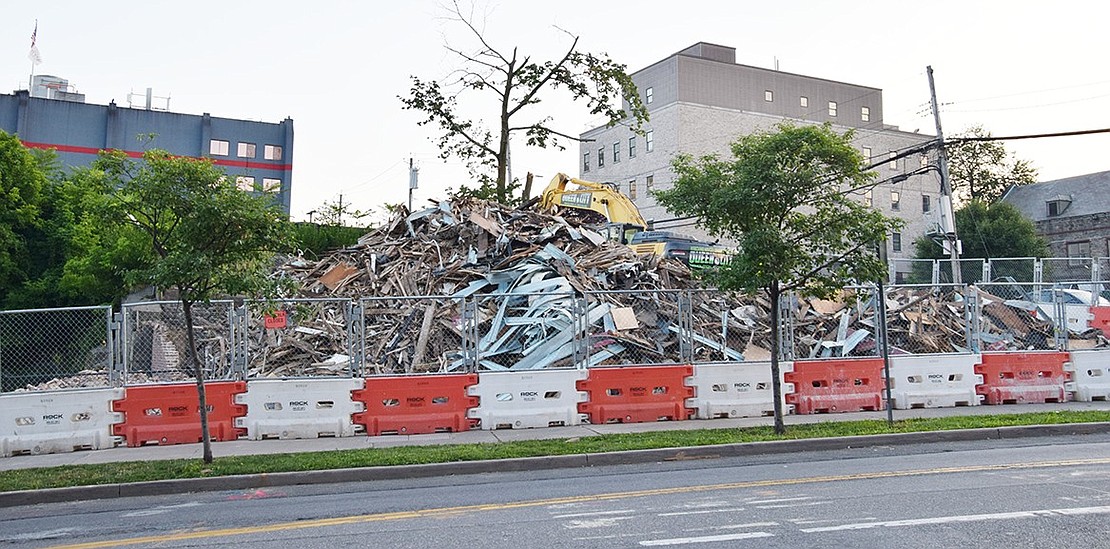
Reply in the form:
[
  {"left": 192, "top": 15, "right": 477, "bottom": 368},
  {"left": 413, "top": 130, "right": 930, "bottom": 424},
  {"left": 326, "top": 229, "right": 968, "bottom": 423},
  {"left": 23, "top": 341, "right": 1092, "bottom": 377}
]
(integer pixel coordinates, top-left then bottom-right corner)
[{"left": 536, "top": 173, "right": 730, "bottom": 268}]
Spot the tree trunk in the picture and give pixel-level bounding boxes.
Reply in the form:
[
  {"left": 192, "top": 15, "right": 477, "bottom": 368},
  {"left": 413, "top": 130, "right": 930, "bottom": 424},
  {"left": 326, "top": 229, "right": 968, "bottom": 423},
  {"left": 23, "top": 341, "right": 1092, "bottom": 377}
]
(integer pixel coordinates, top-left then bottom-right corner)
[
  {"left": 768, "top": 282, "right": 786, "bottom": 435},
  {"left": 182, "top": 299, "right": 214, "bottom": 464}
]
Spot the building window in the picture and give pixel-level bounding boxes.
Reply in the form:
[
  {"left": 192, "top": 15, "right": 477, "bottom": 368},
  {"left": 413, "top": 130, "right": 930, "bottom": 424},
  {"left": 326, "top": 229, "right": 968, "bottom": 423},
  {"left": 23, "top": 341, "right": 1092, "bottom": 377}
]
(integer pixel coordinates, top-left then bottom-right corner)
[
  {"left": 583, "top": 152, "right": 590, "bottom": 172},
  {"left": 1046, "top": 198, "right": 1071, "bottom": 217},
  {"left": 264, "top": 144, "right": 283, "bottom": 161},
  {"left": 262, "top": 178, "right": 281, "bottom": 193},
  {"left": 862, "top": 147, "right": 872, "bottom": 162},
  {"left": 765, "top": 90, "right": 774, "bottom": 102},
  {"left": 237, "top": 142, "right": 256, "bottom": 158},
  {"left": 800, "top": 96, "right": 808, "bottom": 108},
  {"left": 892, "top": 232, "right": 902, "bottom": 253},
  {"left": 597, "top": 148, "right": 605, "bottom": 168},
  {"left": 628, "top": 136, "right": 636, "bottom": 159},
  {"left": 891, "top": 190, "right": 900, "bottom": 211},
  {"left": 1067, "top": 241, "right": 1091, "bottom": 266},
  {"left": 646, "top": 175, "right": 654, "bottom": 191},
  {"left": 646, "top": 130, "right": 654, "bottom": 153},
  {"left": 209, "top": 139, "right": 229, "bottom": 156},
  {"left": 613, "top": 142, "right": 620, "bottom": 163},
  {"left": 645, "top": 87, "right": 654, "bottom": 104},
  {"left": 828, "top": 101, "right": 838, "bottom": 116},
  {"left": 629, "top": 179, "right": 637, "bottom": 200},
  {"left": 888, "top": 151, "right": 898, "bottom": 170},
  {"left": 922, "top": 195, "right": 931, "bottom": 213},
  {"left": 235, "top": 176, "right": 256, "bottom": 192},
  {"left": 864, "top": 189, "right": 873, "bottom": 207},
  {"left": 861, "top": 106, "right": 870, "bottom": 122}
]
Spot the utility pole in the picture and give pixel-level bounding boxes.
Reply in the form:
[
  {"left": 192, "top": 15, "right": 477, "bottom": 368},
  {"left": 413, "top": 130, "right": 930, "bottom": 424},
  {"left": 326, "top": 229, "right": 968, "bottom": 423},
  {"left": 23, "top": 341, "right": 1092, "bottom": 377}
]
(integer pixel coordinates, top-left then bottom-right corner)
[
  {"left": 337, "top": 194, "right": 344, "bottom": 226},
  {"left": 927, "top": 66, "right": 962, "bottom": 284}
]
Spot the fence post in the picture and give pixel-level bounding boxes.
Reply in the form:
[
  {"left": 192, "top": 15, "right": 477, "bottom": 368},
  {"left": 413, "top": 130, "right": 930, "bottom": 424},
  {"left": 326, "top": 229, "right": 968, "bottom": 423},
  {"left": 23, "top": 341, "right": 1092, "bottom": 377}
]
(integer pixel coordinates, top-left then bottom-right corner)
[
  {"left": 110, "top": 311, "right": 124, "bottom": 387},
  {"left": 982, "top": 261, "right": 991, "bottom": 284},
  {"left": 778, "top": 292, "right": 796, "bottom": 361},
  {"left": 229, "top": 302, "right": 247, "bottom": 379},
  {"left": 678, "top": 290, "right": 694, "bottom": 362},
  {"left": 347, "top": 299, "right": 364, "bottom": 377},
  {"left": 932, "top": 260, "right": 940, "bottom": 285},
  {"left": 964, "top": 285, "right": 980, "bottom": 353},
  {"left": 1034, "top": 259, "right": 1043, "bottom": 284},
  {"left": 1053, "top": 284, "right": 1069, "bottom": 351}
]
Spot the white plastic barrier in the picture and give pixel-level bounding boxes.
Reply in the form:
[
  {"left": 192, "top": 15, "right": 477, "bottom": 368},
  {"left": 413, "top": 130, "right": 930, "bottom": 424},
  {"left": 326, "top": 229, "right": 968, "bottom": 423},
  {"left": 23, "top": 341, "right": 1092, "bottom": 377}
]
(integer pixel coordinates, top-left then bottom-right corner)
[
  {"left": 235, "top": 378, "right": 366, "bottom": 439},
  {"left": 467, "top": 369, "right": 588, "bottom": 429},
  {"left": 687, "top": 362, "right": 794, "bottom": 419},
  {"left": 888, "top": 354, "right": 982, "bottom": 409},
  {"left": 0, "top": 388, "right": 124, "bottom": 457},
  {"left": 1065, "top": 350, "right": 1110, "bottom": 401}
]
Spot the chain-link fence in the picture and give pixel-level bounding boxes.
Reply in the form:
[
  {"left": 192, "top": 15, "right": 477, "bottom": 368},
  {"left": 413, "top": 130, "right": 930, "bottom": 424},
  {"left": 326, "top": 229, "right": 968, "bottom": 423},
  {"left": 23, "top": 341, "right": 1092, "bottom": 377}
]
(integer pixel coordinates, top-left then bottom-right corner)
[
  {"left": 987, "top": 257, "right": 1037, "bottom": 283},
  {"left": 974, "top": 282, "right": 1059, "bottom": 351},
  {"left": 1042, "top": 257, "right": 1094, "bottom": 284},
  {"left": 583, "top": 290, "right": 687, "bottom": 367},
  {"left": 688, "top": 289, "right": 757, "bottom": 363},
  {"left": 246, "top": 298, "right": 353, "bottom": 378},
  {"left": 783, "top": 287, "right": 879, "bottom": 360},
  {"left": 121, "top": 301, "right": 237, "bottom": 383},
  {"left": 883, "top": 284, "right": 971, "bottom": 354},
  {"left": 0, "top": 306, "right": 113, "bottom": 392},
  {"left": 360, "top": 295, "right": 469, "bottom": 374},
  {"left": 889, "top": 258, "right": 935, "bottom": 284},
  {"left": 937, "top": 259, "right": 987, "bottom": 284}
]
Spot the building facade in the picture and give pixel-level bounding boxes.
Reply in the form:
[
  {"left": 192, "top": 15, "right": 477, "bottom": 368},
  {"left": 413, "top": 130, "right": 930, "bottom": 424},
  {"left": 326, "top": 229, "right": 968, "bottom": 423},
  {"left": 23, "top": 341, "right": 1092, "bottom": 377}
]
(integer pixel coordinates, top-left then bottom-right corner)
[
  {"left": 0, "top": 89, "right": 293, "bottom": 213},
  {"left": 1002, "top": 170, "right": 1110, "bottom": 261},
  {"left": 580, "top": 43, "right": 937, "bottom": 276}
]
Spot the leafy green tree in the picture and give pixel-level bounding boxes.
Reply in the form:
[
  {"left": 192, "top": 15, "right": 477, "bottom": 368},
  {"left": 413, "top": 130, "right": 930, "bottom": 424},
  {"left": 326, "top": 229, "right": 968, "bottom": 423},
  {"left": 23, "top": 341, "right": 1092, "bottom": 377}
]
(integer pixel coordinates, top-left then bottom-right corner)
[
  {"left": 400, "top": 0, "right": 648, "bottom": 203},
  {"left": 655, "top": 123, "right": 902, "bottom": 434},
  {"left": 948, "top": 125, "right": 1037, "bottom": 204},
  {"left": 913, "top": 200, "right": 1047, "bottom": 281},
  {"left": 94, "top": 149, "right": 293, "bottom": 463},
  {"left": 0, "top": 131, "right": 46, "bottom": 305}
]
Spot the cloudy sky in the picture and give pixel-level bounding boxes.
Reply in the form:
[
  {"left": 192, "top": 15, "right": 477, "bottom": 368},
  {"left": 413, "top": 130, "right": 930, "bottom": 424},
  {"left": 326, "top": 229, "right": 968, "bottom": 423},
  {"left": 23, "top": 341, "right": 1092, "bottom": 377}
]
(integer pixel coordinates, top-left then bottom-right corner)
[{"left": 3, "top": 1, "right": 1109, "bottom": 221}]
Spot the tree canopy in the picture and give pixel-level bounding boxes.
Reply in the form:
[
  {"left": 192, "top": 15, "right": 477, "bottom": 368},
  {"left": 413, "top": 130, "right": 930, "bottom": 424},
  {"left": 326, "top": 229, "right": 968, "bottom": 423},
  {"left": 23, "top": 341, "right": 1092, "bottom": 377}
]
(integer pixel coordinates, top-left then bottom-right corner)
[
  {"left": 947, "top": 125, "right": 1037, "bottom": 204},
  {"left": 400, "top": 0, "right": 648, "bottom": 203},
  {"left": 655, "top": 123, "right": 902, "bottom": 433},
  {"left": 93, "top": 149, "right": 294, "bottom": 463},
  {"left": 913, "top": 200, "right": 1047, "bottom": 281}
]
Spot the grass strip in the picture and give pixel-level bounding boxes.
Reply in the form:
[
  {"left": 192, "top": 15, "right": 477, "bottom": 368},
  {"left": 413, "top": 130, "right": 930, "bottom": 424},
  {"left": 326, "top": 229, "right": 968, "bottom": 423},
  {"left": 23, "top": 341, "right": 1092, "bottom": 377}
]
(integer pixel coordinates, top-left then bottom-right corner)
[{"left": 2, "top": 410, "right": 1107, "bottom": 493}]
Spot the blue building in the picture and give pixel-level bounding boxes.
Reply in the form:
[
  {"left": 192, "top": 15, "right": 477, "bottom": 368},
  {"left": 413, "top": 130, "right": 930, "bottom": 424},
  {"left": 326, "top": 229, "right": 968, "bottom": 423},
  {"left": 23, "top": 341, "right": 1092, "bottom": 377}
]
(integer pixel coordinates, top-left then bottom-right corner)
[{"left": 0, "top": 88, "right": 293, "bottom": 213}]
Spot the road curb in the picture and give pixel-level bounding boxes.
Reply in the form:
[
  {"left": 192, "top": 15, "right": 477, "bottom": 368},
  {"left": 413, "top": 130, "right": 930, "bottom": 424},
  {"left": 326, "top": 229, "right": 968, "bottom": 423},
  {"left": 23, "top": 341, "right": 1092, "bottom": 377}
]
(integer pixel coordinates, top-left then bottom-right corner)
[{"left": 3, "top": 422, "right": 1108, "bottom": 507}]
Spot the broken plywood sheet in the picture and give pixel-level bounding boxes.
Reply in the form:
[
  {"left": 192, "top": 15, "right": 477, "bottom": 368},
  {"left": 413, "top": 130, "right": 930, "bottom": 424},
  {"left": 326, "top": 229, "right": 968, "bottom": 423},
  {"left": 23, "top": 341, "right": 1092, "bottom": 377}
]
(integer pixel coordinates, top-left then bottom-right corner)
[
  {"left": 319, "top": 262, "right": 359, "bottom": 291},
  {"left": 610, "top": 307, "right": 639, "bottom": 331}
]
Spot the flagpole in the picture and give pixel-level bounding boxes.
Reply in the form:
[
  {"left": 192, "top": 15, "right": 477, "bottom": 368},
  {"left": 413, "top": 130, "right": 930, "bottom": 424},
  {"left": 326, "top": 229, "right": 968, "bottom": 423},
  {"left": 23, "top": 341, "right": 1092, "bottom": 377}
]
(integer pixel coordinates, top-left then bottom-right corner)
[{"left": 28, "top": 20, "right": 37, "bottom": 93}]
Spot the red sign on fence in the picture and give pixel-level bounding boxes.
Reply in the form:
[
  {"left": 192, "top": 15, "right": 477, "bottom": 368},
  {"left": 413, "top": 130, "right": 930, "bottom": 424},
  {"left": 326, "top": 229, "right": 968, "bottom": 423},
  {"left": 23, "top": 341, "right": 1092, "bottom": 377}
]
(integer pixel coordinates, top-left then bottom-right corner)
[{"left": 264, "top": 310, "right": 287, "bottom": 329}]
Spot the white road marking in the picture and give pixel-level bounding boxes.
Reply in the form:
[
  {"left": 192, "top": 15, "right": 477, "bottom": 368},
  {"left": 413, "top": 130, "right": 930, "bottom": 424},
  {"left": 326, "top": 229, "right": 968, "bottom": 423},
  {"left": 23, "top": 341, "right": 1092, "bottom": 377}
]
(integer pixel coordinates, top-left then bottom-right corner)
[
  {"left": 552, "top": 509, "right": 637, "bottom": 519},
  {"left": 122, "top": 501, "right": 203, "bottom": 517},
  {"left": 745, "top": 496, "right": 812, "bottom": 505},
  {"left": 755, "top": 501, "right": 831, "bottom": 509},
  {"left": 658, "top": 507, "right": 746, "bottom": 517},
  {"left": 4, "top": 528, "right": 75, "bottom": 541},
  {"left": 801, "top": 505, "right": 1110, "bottom": 533},
  {"left": 640, "top": 531, "right": 775, "bottom": 545},
  {"left": 563, "top": 517, "right": 636, "bottom": 529},
  {"left": 716, "top": 521, "right": 781, "bottom": 530}
]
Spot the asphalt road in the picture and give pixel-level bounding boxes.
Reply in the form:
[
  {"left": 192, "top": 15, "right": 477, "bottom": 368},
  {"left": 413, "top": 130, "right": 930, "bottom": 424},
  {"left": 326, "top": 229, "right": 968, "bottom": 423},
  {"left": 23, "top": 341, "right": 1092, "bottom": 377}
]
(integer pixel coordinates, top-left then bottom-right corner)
[{"left": 4, "top": 434, "right": 1110, "bottom": 548}]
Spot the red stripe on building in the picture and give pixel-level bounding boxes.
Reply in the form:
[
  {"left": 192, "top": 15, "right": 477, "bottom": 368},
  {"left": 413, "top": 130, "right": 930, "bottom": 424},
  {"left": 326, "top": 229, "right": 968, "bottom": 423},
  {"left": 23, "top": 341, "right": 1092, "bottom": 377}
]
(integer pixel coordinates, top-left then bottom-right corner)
[{"left": 19, "top": 141, "right": 293, "bottom": 172}]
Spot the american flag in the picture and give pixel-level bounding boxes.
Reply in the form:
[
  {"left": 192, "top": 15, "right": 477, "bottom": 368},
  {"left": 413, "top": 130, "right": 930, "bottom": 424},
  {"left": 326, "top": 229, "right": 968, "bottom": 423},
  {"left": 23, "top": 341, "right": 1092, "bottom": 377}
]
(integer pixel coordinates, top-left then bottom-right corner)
[{"left": 28, "top": 20, "right": 42, "bottom": 65}]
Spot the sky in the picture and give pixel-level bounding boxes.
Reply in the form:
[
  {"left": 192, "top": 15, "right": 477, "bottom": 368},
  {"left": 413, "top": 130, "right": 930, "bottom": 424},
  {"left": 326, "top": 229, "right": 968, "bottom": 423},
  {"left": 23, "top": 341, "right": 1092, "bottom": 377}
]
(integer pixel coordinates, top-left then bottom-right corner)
[{"left": 3, "top": 1, "right": 1110, "bottom": 222}]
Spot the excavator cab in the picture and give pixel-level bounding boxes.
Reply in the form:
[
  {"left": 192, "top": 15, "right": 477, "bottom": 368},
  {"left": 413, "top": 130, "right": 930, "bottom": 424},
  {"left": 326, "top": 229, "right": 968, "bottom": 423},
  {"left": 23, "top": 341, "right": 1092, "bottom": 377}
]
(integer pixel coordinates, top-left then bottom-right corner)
[{"left": 604, "top": 223, "right": 644, "bottom": 245}]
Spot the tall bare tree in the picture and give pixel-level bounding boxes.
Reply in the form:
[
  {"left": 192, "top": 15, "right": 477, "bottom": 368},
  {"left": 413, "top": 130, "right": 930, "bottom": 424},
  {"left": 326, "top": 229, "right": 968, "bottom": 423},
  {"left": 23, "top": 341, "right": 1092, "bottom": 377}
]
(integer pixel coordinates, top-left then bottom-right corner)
[{"left": 400, "top": 0, "right": 648, "bottom": 203}]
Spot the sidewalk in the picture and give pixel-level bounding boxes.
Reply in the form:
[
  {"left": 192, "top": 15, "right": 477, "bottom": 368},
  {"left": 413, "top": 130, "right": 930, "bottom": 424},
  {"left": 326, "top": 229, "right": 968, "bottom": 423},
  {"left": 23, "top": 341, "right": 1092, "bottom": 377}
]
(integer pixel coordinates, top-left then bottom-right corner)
[{"left": 4, "top": 401, "right": 1107, "bottom": 472}]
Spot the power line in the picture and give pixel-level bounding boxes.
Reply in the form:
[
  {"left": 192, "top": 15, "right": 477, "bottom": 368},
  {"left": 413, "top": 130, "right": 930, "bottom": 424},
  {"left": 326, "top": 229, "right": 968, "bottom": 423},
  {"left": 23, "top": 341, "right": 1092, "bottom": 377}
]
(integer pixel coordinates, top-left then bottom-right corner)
[{"left": 947, "top": 127, "right": 1110, "bottom": 143}]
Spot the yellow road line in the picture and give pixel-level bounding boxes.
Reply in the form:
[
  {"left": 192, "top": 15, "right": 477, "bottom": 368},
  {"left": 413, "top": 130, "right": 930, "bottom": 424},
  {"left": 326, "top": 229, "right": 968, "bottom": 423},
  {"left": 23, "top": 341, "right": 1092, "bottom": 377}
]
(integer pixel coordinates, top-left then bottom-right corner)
[{"left": 47, "top": 457, "right": 1110, "bottom": 549}]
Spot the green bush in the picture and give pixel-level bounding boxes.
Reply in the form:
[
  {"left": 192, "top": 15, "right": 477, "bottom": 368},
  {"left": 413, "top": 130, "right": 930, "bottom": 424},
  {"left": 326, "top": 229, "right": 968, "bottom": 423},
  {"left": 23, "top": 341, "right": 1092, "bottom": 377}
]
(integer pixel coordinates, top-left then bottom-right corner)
[{"left": 292, "top": 223, "right": 368, "bottom": 258}]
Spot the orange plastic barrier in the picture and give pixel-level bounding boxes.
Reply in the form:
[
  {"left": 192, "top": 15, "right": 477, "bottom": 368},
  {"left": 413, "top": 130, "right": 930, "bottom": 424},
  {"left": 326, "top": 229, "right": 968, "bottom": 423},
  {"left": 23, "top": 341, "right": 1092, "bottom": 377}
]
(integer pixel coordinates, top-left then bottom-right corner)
[
  {"left": 352, "top": 374, "right": 478, "bottom": 435},
  {"left": 112, "top": 382, "right": 247, "bottom": 447},
  {"left": 976, "top": 352, "right": 1069, "bottom": 405},
  {"left": 786, "top": 358, "right": 885, "bottom": 414},
  {"left": 1091, "top": 307, "right": 1110, "bottom": 338},
  {"left": 577, "top": 365, "right": 694, "bottom": 424}
]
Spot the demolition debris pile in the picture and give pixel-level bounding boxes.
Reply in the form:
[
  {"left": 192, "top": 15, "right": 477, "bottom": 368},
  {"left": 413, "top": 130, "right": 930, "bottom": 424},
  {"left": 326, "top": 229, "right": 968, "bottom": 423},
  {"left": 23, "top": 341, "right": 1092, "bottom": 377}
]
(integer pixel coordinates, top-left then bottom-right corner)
[{"left": 15, "top": 198, "right": 1108, "bottom": 390}]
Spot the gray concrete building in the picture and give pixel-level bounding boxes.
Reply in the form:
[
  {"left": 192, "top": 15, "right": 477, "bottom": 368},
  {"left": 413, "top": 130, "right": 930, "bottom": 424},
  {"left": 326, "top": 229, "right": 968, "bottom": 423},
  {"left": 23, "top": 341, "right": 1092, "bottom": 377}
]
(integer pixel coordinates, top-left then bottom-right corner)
[
  {"left": 580, "top": 42, "right": 938, "bottom": 277},
  {"left": 1002, "top": 170, "right": 1110, "bottom": 260}
]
